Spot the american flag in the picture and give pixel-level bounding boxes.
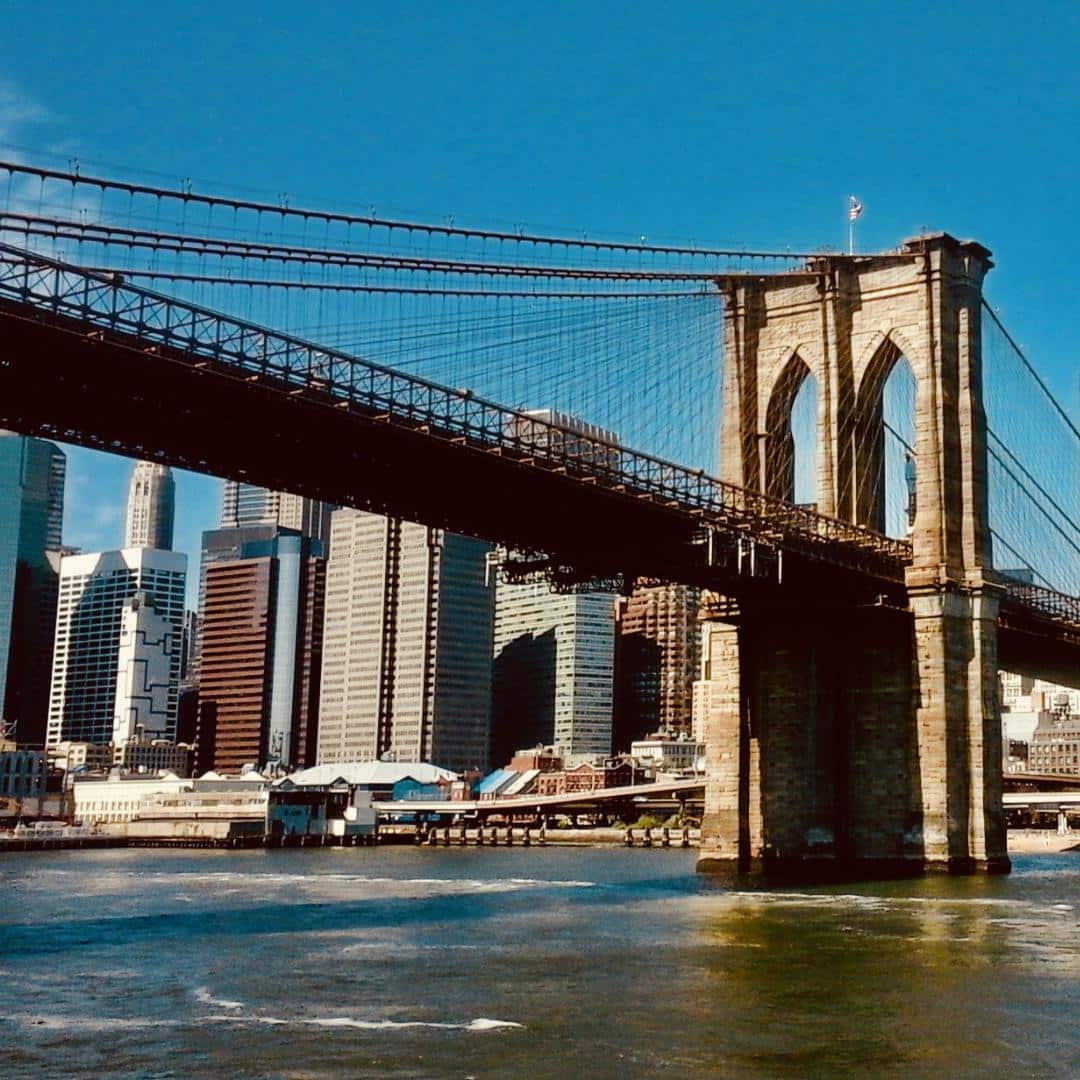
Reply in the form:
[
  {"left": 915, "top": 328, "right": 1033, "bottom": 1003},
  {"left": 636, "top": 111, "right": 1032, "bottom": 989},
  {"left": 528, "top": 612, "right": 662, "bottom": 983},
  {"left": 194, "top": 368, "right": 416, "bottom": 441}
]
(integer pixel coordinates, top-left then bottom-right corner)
[{"left": 849, "top": 196, "right": 864, "bottom": 222}]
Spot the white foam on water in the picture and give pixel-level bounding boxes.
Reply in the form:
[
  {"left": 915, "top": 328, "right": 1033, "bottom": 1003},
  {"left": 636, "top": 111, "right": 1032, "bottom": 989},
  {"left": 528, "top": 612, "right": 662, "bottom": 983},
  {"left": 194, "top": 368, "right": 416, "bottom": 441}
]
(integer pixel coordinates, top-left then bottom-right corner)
[
  {"left": 337, "top": 940, "right": 485, "bottom": 956},
  {"left": 467, "top": 1018, "right": 524, "bottom": 1031},
  {"left": 309, "top": 1016, "right": 522, "bottom": 1031},
  {"left": 137, "top": 870, "right": 595, "bottom": 893},
  {"left": 726, "top": 890, "right": 1034, "bottom": 913},
  {"left": 206, "top": 1014, "right": 288, "bottom": 1026},
  {"left": 18, "top": 1009, "right": 515, "bottom": 1036},
  {"left": 506, "top": 877, "right": 596, "bottom": 888},
  {"left": 204, "top": 1013, "right": 523, "bottom": 1032},
  {"left": 729, "top": 891, "right": 891, "bottom": 909},
  {"left": 18, "top": 1015, "right": 180, "bottom": 1032},
  {"left": 194, "top": 986, "right": 245, "bottom": 1010}
]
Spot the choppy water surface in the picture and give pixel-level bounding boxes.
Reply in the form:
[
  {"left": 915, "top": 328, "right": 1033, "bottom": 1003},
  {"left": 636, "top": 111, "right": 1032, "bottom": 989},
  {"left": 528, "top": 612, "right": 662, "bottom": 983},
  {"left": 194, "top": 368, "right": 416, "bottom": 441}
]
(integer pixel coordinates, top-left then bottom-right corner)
[{"left": 1, "top": 847, "right": 1078, "bottom": 1078}]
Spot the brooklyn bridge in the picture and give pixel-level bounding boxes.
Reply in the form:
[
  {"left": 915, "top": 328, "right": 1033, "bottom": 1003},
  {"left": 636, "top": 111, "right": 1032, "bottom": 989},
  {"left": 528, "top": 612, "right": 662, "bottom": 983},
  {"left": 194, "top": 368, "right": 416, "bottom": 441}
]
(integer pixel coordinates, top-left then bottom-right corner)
[{"left": 0, "top": 160, "right": 1076, "bottom": 876}]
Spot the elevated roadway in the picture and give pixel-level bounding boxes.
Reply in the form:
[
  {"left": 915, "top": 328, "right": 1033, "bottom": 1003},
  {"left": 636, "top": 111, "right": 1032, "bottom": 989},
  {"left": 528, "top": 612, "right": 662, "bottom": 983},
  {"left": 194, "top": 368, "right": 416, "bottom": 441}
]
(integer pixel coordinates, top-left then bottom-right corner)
[
  {"left": 376, "top": 781, "right": 1080, "bottom": 821},
  {"left": 374, "top": 778, "right": 705, "bottom": 819}
]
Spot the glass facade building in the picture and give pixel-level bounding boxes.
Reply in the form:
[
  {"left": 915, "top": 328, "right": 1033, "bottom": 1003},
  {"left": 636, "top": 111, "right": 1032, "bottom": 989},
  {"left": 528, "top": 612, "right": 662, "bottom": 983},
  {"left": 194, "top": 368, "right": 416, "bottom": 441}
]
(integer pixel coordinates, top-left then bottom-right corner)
[
  {"left": 0, "top": 432, "right": 66, "bottom": 745},
  {"left": 195, "top": 526, "right": 325, "bottom": 773}
]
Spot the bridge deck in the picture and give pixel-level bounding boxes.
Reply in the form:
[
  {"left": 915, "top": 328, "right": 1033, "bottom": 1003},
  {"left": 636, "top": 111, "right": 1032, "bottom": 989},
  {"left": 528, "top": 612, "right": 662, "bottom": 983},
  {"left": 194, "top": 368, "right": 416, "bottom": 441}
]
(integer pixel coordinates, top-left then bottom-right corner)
[
  {"left": 0, "top": 243, "right": 1075, "bottom": 645},
  {"left": 374, "top": 779, "right": 705, "bottom": 817}
]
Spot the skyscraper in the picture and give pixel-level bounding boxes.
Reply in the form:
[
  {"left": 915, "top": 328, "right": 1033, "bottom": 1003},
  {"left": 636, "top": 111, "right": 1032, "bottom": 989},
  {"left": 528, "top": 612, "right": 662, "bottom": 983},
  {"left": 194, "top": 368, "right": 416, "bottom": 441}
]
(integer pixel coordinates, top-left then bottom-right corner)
[
  {"left": 113, "top": 590, "right": 176, "bottom": 746},
  {"left": 47, "top": 548, "right": 187, "bottom": 748},
  {"left": 123, "top": 461, "right": 176, "bottom": 550},
  {"left": 613, "top": 584, "right": 701, "bottom": 748},
  {"left": 491, "top": 575, "right": 615, "bottom": 767},
  {"left": 316, "top": 509, "right": 494, "bottom": 774},
  {"left": 187, "top": 483, "right": 333, "bottom": 687},
  {"left": 0, "top": 432, "right": 66, "bottom": 745},
  {"left": 505, "top": 409, "right": 620, "bottom": 469},
  {"left": 195, "top": 526, "right": 324, "bottom": 774},
  {"left": 490, "top": 409, "right": 619, "bottom": 767},
  {"left": 220, "top": 481, "right": 334, "bottom": 544}
]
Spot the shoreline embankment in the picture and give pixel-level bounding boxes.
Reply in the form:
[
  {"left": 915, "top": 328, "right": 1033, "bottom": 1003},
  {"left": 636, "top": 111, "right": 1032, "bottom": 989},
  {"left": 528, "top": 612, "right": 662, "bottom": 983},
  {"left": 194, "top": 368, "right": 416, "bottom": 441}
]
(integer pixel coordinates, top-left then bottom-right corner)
[{"left": 1007, "top": 829, "right": 1080, "bottom": 854}]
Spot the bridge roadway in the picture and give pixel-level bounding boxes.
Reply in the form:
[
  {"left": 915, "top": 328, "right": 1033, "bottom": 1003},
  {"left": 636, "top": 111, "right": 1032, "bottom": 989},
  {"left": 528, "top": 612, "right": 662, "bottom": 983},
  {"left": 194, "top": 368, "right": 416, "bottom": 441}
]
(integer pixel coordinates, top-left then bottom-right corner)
[
  {"left": 375, "top": 778, "right": 1080, "bottom": 820},
  {"left": 0, "top": 243, "right": 1076, "bottom": 671},
  {"left": 374, "top": 779, "right": 705, "bottom": 819},
  {"left": 1004, "top": 792, "right": 1080, "bottom": 810}
]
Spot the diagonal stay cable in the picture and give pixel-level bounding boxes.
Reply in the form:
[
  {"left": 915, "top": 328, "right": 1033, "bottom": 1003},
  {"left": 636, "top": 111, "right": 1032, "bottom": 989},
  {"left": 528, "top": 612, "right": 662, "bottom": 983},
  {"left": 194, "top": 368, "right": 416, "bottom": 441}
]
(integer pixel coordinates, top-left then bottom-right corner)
[{"left": 987, "top": 430, "right": 1080, "bottom": 542}]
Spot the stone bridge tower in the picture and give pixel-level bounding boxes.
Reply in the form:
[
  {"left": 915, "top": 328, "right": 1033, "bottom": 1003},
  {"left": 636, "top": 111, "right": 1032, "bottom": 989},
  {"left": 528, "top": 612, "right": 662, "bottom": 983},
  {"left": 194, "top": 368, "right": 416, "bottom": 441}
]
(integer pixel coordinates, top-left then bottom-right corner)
[{"left": 697, "top": 233, "right": 1009, "bottom": 875}]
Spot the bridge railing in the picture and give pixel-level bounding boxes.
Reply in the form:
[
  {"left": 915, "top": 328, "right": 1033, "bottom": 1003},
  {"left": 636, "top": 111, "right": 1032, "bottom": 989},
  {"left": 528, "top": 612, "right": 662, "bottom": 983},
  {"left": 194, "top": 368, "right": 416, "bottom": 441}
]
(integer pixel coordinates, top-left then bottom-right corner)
[
  {"left": 999, "top": 579, "right": 1080, "bottom": 628},
  {"left": 0, "top": 243, "right": 911, "bottom": 576}
]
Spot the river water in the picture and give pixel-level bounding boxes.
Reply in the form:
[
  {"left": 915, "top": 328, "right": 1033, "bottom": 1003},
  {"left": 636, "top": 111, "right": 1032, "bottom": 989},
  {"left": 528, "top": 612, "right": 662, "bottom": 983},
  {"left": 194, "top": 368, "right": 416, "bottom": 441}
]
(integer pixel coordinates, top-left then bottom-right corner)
[{"left": 1, "top": 846, "right": 1078, "bottom": 1078}]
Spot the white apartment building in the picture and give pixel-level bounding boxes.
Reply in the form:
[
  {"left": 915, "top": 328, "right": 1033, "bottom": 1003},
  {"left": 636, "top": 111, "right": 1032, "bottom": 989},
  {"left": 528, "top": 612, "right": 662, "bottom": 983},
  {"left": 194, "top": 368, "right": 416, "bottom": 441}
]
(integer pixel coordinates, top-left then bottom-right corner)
[
  {"left": 1000, "top": 673, "right": 1080, "bottom": 744},
  {"left": 631, "top": 732, "right": 706, "bottom": 774},
  {"left": 72, "top": 773, "right": 189, "bottom": 828},
  {"left": 47, "top": 549, "right": 186, "bottom": 748},
  {"left": 72, "top": 773, "right": 269, "bottom": 831},
  {"left": 316, "top": 509, "right": 494, "bottom": 773},
  {"left": 112, "top": 590, "right": 176, "bottom": 745}
]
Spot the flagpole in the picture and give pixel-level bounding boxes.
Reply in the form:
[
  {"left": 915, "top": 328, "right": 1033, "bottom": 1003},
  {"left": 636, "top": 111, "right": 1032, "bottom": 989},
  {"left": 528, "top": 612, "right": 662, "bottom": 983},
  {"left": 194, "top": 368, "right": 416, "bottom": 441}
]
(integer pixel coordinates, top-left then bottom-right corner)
[{"left": 848, "top": 197, "right": 854, "bottom": 255}]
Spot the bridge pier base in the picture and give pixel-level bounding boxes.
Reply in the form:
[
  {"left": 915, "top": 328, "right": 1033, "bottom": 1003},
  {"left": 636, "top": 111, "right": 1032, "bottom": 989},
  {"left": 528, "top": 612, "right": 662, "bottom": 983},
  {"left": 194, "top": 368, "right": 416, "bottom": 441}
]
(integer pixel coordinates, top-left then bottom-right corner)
[
  {"left": 908, "top": 582, "right": 1010, "bottom": 874},
  {"left": 697, "top": 597, "right": 1010, "bottom": 880},
  {"left": 697, "top": 231, "right": 1014, "bottom": 881}
]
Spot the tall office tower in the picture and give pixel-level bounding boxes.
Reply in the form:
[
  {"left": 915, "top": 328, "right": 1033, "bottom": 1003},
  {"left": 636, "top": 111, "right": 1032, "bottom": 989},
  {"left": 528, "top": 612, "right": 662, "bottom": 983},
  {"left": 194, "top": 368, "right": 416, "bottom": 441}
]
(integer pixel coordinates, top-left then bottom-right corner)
[
  {"left": 316, "top": 509, "right": 494, "bottom": 774},
  {"left": 188, "top": 484, "right": 332, "bottom": 686},
  {"left": 196, "top": 527, "right": 324, "bottom": 774},
  {"left": 0, "top": 432, "right": 66, "bottom": 745},
  {"left": 112, "top": 590, "right": 176, "bottom": 746},
  {"left": 123, "top": 461, "right": 175, "bottom": 550},
  {"left": 505, "top": 409, "right": 620, "bottom": 468},
  {"left": 293, "top": 555, "right": 326, "bottom": 770},
  {"left": 179, "top": 610, "right": 199, "bottom": 683},
  {"left": 490, "top": 409, "right": 618, "bottom": 767},
  {"left": 491, "top": 574, "right": 616, "bottom": 768},
  {"left": 220, "top": 481, "right": 334, "bottom": 543},
  {"left": 613, "top": 584, "right": 701, "bottom": 749},
  {"left": 47, "top": 548, "right": 186, "bottom": 748}
]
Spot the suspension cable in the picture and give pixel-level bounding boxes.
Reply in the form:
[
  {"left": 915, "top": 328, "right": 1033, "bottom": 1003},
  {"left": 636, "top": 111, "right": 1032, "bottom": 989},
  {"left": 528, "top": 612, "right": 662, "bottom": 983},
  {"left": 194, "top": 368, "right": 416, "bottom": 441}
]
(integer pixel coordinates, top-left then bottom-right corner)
[
  {"left": 0, "top": 159, "right": 816, "bottom": 262},
  {"left": 0, "top": 211, "right": 738, "bottom": 282}
]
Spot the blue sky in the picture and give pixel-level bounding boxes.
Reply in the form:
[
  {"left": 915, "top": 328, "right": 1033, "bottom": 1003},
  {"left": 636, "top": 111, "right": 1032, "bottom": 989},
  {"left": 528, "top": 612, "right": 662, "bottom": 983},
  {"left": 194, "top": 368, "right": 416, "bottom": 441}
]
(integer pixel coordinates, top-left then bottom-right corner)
[{"left": 1, "top": 1, "right": 1077, "bottom": 601}]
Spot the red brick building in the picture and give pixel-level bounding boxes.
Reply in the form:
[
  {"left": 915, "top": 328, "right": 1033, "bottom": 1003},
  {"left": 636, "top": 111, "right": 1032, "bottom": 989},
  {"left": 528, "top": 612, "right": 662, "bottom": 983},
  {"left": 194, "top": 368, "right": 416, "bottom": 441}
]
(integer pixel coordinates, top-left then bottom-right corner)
[{"left": 535, "top": 755, "right": 643, "bottom": 796}]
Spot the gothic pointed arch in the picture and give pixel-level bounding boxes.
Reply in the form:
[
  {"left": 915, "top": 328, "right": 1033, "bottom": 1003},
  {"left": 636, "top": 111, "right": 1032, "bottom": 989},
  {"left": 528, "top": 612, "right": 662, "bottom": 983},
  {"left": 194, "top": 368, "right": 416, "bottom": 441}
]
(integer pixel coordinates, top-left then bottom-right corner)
[
  {"left": 763, "top": 351, "right": 817, "bottom": 504},
  {"left": 854, "top": 334, "right": 917, "bottom": 535}
]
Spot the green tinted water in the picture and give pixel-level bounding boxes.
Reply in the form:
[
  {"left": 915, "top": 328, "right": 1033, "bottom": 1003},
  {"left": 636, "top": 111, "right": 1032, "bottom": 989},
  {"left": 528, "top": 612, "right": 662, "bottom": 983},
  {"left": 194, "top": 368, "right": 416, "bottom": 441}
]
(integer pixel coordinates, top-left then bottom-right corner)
[{"left": 1, "top": 847, "right": 1077, "bottom": 1078}]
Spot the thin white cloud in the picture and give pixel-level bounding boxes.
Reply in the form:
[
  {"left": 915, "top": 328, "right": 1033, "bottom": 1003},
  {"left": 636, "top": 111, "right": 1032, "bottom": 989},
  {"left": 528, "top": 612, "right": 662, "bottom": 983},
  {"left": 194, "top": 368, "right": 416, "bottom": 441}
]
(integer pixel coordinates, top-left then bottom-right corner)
[
  {"left": 60, "top": 449, "right": 129, "bottom": 554},
  {"left": 0, "top": 79, "right": 50, "bottom": 141},
  {"left": 0, "top": 78, "right": 91, "bottom": 255}
]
